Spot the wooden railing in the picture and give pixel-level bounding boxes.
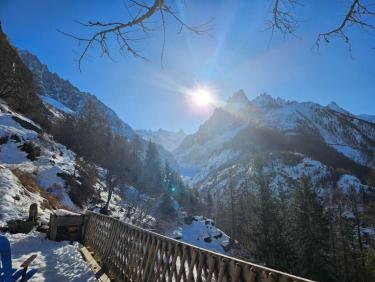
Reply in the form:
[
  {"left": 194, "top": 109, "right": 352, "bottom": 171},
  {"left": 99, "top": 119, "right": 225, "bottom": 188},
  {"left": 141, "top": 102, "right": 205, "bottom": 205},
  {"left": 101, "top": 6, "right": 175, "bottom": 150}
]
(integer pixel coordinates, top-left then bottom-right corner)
[{"left": 82, "top": 211, "right": 314, "bottom": 282}]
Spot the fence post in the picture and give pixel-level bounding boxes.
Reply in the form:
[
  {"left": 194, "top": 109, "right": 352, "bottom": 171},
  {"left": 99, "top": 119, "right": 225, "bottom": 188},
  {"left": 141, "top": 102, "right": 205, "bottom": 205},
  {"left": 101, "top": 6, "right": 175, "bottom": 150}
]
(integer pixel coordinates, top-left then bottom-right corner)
[
  {"left": 49, "top": 213, "right": 57, "bottom": 241},
  {"left": 81, "top": 213, "right": 89, "bottom": 244}
]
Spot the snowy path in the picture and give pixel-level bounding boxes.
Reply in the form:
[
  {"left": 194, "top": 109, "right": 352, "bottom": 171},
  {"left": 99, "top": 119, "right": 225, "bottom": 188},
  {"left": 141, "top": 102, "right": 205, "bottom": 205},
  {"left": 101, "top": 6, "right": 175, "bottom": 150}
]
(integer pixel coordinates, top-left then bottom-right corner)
[{"left": 2, "top": 231, "right": 95, "bottom": 281}]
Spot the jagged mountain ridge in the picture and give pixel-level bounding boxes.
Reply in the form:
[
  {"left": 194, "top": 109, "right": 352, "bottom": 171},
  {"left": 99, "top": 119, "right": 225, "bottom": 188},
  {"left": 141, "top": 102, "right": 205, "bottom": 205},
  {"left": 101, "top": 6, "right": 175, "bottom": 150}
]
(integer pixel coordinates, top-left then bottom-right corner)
[
  {"left": 175, "top": 91, "right": 375, "bottom": 175},
  {"left": 19, "top": 50, "right": 135, "bottom": 138},
  {"left": 136, "top": 128, "right": 187, "bottom": 152}
]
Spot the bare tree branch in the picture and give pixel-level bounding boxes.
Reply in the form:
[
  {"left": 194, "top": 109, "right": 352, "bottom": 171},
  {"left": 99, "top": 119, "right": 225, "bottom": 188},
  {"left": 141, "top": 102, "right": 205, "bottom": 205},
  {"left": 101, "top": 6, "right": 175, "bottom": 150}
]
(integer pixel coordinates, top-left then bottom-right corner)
[
  {"left": 59, "top": 0, "right": 210, "bottom": 71},
  {"left": 266, "top": 0, "right": 302, "bottom": 37},
  {"left": 316, "top": 0, "right": 375, "bottom": 52},
  {"left": 61, "top": 0, "right": 375, "bottom": 69}
]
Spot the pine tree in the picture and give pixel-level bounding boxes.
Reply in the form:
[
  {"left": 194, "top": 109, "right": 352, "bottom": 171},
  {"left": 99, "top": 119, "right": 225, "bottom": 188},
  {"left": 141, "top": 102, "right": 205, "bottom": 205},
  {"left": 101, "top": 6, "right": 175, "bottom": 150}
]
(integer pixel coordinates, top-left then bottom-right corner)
[
  {"left": 163, "top": 161, "right": 173, "bottom": 193},
  {"left": 250, "top": 165, "right": 281, "bottom": 267},
  {"left": 159, "top": 192, "right": 177, "bottom": 220},
  {"left": 142, "top": 140, "right": 163, "bottom": 195},
  {"left": 290, "top": 175, "right": 337, "bottom": 282}
]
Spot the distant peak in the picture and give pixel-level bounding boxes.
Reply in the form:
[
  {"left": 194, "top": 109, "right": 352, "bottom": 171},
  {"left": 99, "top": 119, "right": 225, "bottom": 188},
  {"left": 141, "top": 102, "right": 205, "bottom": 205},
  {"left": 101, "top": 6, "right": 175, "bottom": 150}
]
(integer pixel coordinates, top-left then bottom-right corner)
[
  {"left": 252, "top": 93, "right": 287, "bottom": 111},
  {"left": 326, "top": 101, "right": 349, "bottom": 114},
  {"left": 252, "top": 93, "right": 275, "bottom": 103},
  {"left": 18, "top": 49, "right": 41, "bottom": 64},
  {"left": 327, "top": 101, "right": 339, "bottom": 108},
  {"left": 226, "top": 89, "right": 250, "bottom": 105}
]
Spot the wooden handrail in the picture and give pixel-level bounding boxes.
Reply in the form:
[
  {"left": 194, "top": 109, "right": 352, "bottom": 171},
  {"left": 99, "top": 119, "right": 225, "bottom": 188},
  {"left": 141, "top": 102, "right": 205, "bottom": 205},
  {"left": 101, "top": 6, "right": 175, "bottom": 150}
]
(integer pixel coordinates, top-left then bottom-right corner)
[{"left": 82, "top": 211, "right": 314, "bottom": 282}]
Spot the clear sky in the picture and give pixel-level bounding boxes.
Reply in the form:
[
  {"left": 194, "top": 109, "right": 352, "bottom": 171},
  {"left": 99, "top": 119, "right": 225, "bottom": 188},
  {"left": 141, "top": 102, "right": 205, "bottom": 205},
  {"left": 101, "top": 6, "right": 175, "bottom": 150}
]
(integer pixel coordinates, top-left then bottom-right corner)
[{"left": 1, "top": 0, "right": 374, "bottom": 133}]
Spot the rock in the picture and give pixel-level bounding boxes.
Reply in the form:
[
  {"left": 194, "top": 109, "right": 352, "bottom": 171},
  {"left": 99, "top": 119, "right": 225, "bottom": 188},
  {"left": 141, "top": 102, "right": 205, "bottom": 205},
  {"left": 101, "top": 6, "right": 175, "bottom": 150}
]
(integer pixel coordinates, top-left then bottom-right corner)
[
  {"left": 184, "top": 216, "right": 194, "bottom": 225},
  {"left": 28, "top": 203, "right": 38, "bottom": 222},
  {"left": 203, "top": 236, "right": 212, "bottom": 243},
  {"left": 7, "top": 219, "right": 34, "bottom": 234},
  {"left": 213, "top": 231, "right": 222, "bottom": 239}
]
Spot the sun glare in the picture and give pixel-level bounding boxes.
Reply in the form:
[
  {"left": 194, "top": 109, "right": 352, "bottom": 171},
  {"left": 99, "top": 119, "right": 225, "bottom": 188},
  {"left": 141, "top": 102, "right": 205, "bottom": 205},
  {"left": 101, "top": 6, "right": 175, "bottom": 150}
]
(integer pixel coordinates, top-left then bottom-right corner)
[{"left": 190, "top": 87, "right": 214, "bottom": 107}]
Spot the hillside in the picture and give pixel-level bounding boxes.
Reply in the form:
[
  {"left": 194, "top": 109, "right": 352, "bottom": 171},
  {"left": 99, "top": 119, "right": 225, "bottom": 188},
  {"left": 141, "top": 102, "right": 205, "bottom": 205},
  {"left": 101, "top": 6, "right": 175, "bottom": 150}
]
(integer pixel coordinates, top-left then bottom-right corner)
[
  {"left": 19, "top": 50, "right": 135, "bottom": 138},
  {"left": 173, "top": 90, "right": 375, "bottom": 281},
  {"left": 19, "top": 50, "right": 181, "bottom": 170}
]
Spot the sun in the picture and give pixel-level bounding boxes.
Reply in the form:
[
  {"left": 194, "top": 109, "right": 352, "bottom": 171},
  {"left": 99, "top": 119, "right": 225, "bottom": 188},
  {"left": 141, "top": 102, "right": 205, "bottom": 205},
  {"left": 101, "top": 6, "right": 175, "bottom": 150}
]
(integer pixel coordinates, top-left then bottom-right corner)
[{"left": 190, "top": 87, "right": 213, "bottom": 107}]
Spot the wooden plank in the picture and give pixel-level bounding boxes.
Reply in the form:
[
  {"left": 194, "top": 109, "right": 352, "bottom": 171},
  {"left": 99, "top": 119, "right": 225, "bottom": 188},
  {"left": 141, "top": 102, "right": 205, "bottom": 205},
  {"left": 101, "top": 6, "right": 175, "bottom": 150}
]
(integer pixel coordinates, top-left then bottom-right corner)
[
  {"left": 20, "top": 254, "right": 37, "bottom": 268},
  {"left": 80, "top": 246, "right": 111, "bottom": 282},
  {"left": 49, "top": 214, "right": 57, "bottom": 241},
  {"left": 55, "top": 215, "right": 84, "bottom": 226}
]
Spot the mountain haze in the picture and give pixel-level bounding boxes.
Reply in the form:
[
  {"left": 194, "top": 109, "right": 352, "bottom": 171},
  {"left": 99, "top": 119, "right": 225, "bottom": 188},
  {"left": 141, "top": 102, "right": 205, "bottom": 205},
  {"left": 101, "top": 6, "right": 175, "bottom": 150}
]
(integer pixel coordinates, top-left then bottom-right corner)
[{"left": 136, "top": 128, "right": 187, "bottom": 152}]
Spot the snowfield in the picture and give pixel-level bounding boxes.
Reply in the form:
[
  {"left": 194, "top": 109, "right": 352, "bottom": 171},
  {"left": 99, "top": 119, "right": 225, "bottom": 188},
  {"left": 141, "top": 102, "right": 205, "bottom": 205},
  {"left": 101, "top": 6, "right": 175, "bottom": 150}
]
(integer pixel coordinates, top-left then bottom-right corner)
[
  {"left": 0, "top": 101, "right": 80, "bottom": 227},
  {"left": 168, "top": 216, "right": 230, "bottom": 254},
  {"left": 2, "top": 231, "right": 95, "bottom": 281},
  {"left": 0, "top": 165, "right": 49, "bottom": 226}
]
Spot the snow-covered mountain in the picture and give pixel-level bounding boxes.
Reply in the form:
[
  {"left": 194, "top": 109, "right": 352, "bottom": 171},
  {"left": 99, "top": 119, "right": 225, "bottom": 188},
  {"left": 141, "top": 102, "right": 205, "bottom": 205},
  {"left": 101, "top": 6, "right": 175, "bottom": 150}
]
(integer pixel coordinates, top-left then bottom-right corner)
[
  {"left": 174, "top": 91, "right": 375, "bottom": 201},
  {"left": 136, "top": 128, "right": 187, "bottom": 152},
  {"left": 19, "top": 50, "right": 135, "bottom": 138},
  {"left": 175, "top": 91, "right": 375, "bottom": 173}
]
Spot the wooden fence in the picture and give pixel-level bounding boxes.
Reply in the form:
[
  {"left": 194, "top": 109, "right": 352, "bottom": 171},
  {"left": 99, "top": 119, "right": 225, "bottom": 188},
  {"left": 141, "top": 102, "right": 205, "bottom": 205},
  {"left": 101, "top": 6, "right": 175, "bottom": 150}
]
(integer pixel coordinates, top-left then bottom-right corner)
[
  {"left": 49, "top": 213, "right": 84, "bottom": 241},
  {"left": 82, "top": 211, "right": 314, "bottom": 282}
]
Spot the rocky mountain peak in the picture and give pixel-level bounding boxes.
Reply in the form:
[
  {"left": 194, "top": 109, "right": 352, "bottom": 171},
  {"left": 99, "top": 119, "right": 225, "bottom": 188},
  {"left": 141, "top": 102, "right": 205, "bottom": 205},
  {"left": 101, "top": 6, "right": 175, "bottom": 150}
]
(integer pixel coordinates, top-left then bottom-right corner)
[
  {"left": 326, "top": 101, "right": 349, "bottom": 114},
  {"left": 226, "top": 89, "right": 250, "bottom": 106},
  {"left": 18, "top": 50, "right": 44, "bottom": 72},
  {"left": 252, "top": 93, "right": 287, "bottom": 111},
  {"left": 224, "top": 90, "right": 254, "bottom": 117}
]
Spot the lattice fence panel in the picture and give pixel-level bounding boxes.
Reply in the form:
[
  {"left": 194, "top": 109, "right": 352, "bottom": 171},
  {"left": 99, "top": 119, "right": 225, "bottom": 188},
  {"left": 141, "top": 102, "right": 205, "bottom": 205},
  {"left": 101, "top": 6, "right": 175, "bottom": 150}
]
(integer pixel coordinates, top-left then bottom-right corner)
[{"left": 83, "top": 211, "right": 314, "bottom": 282}]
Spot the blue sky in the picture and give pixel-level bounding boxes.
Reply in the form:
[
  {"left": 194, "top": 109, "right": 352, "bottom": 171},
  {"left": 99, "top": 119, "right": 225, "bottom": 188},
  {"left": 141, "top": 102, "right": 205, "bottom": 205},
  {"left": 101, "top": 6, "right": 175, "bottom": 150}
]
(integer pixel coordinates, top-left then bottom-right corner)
[{"left": 1, "top": 0, "right": 374, "bottom": 133}]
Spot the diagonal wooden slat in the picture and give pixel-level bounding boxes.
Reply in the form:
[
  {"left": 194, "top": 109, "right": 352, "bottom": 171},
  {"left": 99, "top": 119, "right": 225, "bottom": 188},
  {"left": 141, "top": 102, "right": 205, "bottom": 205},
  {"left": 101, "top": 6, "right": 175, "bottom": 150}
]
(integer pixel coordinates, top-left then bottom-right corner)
[{"left": 82, "top": 211, "right": 315, "bottom": 282}]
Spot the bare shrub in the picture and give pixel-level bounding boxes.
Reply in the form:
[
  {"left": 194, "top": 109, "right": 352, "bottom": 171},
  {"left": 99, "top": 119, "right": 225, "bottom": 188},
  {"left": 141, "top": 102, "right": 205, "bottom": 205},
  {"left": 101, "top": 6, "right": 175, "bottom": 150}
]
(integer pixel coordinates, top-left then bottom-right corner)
[{"left": 11, "top": 169, "right": 61, "bottom": 210}]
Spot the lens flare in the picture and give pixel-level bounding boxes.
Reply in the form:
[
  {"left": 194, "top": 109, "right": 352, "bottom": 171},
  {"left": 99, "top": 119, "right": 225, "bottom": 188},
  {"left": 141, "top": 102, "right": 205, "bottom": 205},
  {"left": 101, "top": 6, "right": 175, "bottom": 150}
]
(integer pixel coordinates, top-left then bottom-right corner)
[{"left": 189, "top": 86, "right": 214, "bottom": 108}]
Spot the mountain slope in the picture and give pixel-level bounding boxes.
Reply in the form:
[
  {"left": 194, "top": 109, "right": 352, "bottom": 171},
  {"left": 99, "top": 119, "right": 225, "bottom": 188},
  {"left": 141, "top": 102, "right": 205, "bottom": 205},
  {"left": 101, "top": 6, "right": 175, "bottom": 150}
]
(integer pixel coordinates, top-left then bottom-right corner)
[
  {"left": 0, "top": 29, "right": 50, "bottom": 129},
  {"left": 19, "top": 50, "right": 183, "bottom": 170},
  {"left": 19, "top": 50, "right": 135, "bottom": 138}
]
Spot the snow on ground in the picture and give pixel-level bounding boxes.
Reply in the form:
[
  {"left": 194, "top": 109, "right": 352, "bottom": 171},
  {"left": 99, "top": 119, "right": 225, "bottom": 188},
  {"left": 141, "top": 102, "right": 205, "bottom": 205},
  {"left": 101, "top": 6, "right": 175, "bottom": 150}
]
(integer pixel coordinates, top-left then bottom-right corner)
[
  {"left": 337, "top": 174, "right": 371, "bottom": 194},
  {"left": 0, "top": 166, "right": 49, "bottom": 226},
  {"left": 168, "top": 216, "right": 230, "bottom": 254},
  {"left": 41, "top": 96, "right": 74, "bottom": 114},
  {"left": 2, "top": 231, "right": 95, "bottom": 282},
  {"left": 0, "top": 100, "right": 80, "bottom": 215}
]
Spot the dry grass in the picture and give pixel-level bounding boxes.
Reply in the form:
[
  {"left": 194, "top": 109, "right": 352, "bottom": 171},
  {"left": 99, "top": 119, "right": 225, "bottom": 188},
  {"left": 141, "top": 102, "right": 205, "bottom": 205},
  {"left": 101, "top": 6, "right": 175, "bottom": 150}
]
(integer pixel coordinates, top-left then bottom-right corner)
[{"left": 11, "top": 169, "right": 61, "bottom": 210}]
